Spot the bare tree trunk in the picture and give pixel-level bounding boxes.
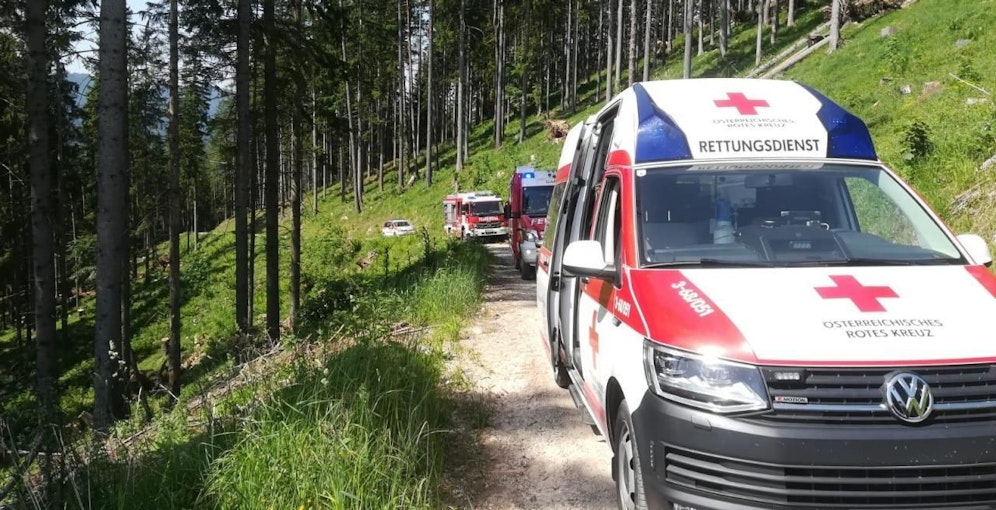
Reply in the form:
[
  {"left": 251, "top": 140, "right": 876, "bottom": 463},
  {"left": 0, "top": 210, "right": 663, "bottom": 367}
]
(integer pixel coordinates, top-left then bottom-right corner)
[
  {"left": 26, "top": 0, "right": 57, "bottom": 425},
  {"left": 697, "top": 0, "right": 704, "bottom": 55},
  {"left": 787, "top": 0, "right": 795, "bottom": 26},
  {"left": 615, "top": 0, "right": 623, "bottom": 89},
  {"left": 395, "top": 0, "right": 400, "bottom": 190},
  {"left": 720, "top": 0, "right": 729, "bottom": 57},
  {"left": 564, "top": 0, "right": 572, "bottom": 110},
  {"left": 312, "top": 86, "right": 318, "bottom": 214},
  {"left": 494, "top": 0, "right": 505, "bottom": 148},
  {"left": 770, "top": 0, "right": 779, "bottom": 45},
  {"left": 829, "top": 0, "right": 841, "bottom": 52},
  {"left": 235, "top": 0, "right": 249, "bottom": 334},
  {"left": 263, "top": 0, "right": 280, "bottom": 342},
  {"left": 456, "top": 0, "right": 465, "bottom": 173},
  {"left": 683, "top": 0, "right": 693, "bottom": 77},
  {"left": 667, "top": 0, "right": 675, "bottom": 53},
  {"left": 166, "top": 0, "right": 182, "bottom": 402},
  {"left": 290, "top": 114, "right": 302, "bottom": 329},
  {"left": 425, "top": 0, "right": 434, "bottom": 187},
  {"left": 628, "top": 0, "right": 637, "bottom": 87},
  {"left": 755, "top": 1, "right": 764, "bottom": 64},
  {"left": 571, "top": 0, "right": 579, "bottom": 108},
  {"left": 94, "top": 0, "right": 128, "bottom": 431},
  {"left": 606, "top": 0, "right": 614, "bottom": 100},
  {"left": 642, "top": 0, "right": 651, "bottom": 81}
]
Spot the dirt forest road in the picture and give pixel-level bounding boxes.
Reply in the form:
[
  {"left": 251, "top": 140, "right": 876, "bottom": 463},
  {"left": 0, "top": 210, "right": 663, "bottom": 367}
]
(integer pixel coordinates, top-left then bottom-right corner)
[{"left": 455, "top": 243, "right": 616, "bottom": 510}]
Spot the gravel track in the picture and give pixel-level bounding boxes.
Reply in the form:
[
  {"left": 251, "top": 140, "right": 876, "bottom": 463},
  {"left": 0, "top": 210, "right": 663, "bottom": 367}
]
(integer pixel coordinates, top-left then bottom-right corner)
[{"left": 453, "top": 243, "right": 616, "bottom": 510}]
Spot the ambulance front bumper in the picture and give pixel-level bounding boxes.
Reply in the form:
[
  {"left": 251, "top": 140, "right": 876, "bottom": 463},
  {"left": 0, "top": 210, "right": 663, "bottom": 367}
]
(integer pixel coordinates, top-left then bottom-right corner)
[{"left": 632, "top": 390, "right": 996, "bottom": 510}]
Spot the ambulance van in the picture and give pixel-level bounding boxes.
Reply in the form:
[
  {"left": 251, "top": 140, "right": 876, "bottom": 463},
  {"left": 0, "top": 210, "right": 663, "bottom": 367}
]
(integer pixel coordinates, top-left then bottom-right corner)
[{"left": 536, "top": 78, "right": 996, "bottom": 510}]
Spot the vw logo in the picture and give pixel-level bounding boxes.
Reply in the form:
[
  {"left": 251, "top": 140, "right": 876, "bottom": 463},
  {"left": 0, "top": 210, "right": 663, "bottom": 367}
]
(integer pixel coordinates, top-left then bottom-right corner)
[{"left": 884, "top": 372, "right": 934, "bottom": 424}]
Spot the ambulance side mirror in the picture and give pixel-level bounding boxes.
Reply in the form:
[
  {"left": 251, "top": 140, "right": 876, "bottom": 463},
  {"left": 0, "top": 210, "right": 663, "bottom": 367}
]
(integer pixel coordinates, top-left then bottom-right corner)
[
  {"left": 563, "top": 240, "right": 616, "bottom": 279},
  {"left": 957, "top": 234, "right": 993, "bottom": 267}
]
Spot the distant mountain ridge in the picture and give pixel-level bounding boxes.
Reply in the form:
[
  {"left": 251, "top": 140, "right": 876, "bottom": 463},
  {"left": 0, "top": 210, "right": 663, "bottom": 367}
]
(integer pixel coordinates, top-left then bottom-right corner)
[{"left": 65, "top": 72, "right": 221, "bottom": 117}]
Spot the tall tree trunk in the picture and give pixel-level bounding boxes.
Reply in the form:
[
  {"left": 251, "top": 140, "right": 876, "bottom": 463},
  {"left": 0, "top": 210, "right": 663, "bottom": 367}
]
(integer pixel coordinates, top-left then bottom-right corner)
[
  {"left": 614, "top": 0, "right": 623, "bottom": 89},
  {"left": 787, "top": 0, "right": 794, "bottom": 26},
  {"left": 829, "top": 0, "right": 841, "bottom": 52},
  {"left": 571, "top": 0, "right": 580, "bottom": 108},
  {"left": 263, "top": 0, "right": 280, "bottom": 342},
  {"left": 770, "top": 0, "right": 779, "bottom": 45},
  {"left": 606, "top": 0, "right": 614, "bottom": 99},
  {"left": 697, "top": 0, "right": 704, "bottom": 55},
  {"left": 755, "top": 0, "right": 764, "bottom": 64},
  {"left": 667, "top": 0, "right": 675, "bottom": 53},
  {"left": 642, "top": 0, "right": 651, "bottom": 81},
  {"left": 720, "top": 0, "right": 729, "bottom": 57},
  {"left": 290, "top": 114, "right": 302, "bottom": 329},
  {"left": 167, "top": 0, "right": 182, "bottom": 403},
  {"left": 312, "top": 86, "right": 318, "bottom": 214},
  {"left": 564, "top": 0, "right": 572, "bottom": 111},
  {"left": 354, "top": 83, "right": 364, "bottom": 213},
  {"left": 425, "top": 0, "right": 434, "bottom": 187},
  {"left": 26, "top": 0, "right": 57, "bottom": 426},
  {"left": 683, "top": 0, "right": 693, "bottom": 77},
  {"left": 494, "top": 0, "right": 505, "bottom": 148},
  {"left": 397, "top": 0, "right": 407, "bottom": 188},
  {"left": 456, "top": 0, "right": 465, "bottom": 173},
  {"left": 628, "top": 0, "right": 637, "bottom": 87},
  {"left": 94, "top": 0, "right": 128, "bottom": 431}
]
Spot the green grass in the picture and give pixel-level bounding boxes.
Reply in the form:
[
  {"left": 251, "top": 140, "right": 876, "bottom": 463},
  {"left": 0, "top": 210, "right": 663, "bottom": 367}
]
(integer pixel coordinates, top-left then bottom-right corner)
[{"left": 783, "top": 0, "right": 996, "bottom": 238}]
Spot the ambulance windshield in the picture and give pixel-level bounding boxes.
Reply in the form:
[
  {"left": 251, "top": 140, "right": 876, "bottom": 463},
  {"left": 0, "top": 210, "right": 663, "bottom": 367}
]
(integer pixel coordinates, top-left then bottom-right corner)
[
  {"left": 470, "top": 201, "right": 503, "bottom": 215},
  {"left": 523, "top": 186, "right": 555, "bottom": 216},
  {"left": 636, "top": 164, "right": 963, "bottom": 267}
]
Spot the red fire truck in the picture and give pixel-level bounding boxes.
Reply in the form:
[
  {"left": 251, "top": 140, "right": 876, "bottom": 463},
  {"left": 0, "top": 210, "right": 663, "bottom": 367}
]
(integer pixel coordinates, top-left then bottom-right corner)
[
  {"left": 507, "top": 166, "right": 556, "bottom": 280},
  {"left": 442, "top": 191, "right": 509, "bottom": 242}
]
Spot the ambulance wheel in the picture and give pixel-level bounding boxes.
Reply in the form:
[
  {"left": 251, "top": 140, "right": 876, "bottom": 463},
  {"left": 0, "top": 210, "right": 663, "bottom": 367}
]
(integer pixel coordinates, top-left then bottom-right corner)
[
  {"left": 614, "top": 401, "right": 648, "bottom": 510},
  {"left": 520, "top": 261, "right": 536, "bottom": 280}
]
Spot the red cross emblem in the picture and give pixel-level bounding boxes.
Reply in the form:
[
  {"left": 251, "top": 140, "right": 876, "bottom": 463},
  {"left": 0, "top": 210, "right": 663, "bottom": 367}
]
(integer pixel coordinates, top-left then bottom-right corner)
[
  {"left": 713, "top": 92, "right": 770, "bottom": 115},
  {"left": 815, "top": 275, "right": 898, "bottom": 313},
  {"left": 588, "top": 311, "right": 600, "bottom": 369}
]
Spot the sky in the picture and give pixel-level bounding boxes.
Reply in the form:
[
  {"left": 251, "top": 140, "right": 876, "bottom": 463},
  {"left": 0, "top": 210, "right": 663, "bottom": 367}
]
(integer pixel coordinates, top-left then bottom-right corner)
[{"left": 66, "top": 0, "right": 152, "bottom": 75}]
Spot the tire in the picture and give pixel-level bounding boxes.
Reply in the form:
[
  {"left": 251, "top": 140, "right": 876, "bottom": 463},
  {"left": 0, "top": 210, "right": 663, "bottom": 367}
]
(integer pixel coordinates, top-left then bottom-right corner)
[
  {"left": 614, "top": 401, "right": 648, "bottom": 510},
  {"left": 520, "top": 261, "right": 536, "bottom": 280}
]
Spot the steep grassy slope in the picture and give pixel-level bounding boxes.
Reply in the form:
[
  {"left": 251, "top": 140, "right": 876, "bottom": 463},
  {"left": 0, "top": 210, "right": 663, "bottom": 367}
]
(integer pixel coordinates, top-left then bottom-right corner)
[{"left": 784, "top": 0, "right": 996, "bottom": 237}]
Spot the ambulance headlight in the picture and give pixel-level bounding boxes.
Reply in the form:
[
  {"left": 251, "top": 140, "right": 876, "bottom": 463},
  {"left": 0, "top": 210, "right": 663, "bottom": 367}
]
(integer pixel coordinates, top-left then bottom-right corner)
[
  {"left": 525, "top": 229, "right": 539, "bottom": 243},
  {"left": 644, "top": 342, "right": 768, "bottom": 413}
]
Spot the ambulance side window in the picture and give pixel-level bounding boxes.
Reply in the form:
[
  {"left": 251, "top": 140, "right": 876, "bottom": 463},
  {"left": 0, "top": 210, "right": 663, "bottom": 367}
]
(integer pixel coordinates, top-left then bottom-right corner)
[
  {"left": 582, "top": 114, "right": 617, "bottom": 240},
  {"left": 543, "top": 183, "right": 567, "bottom": 251},
  {"left": 593, "top": 178, "right": 622, "bottom": 270}
]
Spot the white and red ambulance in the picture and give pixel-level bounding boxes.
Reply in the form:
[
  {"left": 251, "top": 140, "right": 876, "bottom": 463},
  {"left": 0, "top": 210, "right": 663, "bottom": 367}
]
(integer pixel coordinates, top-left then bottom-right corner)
[
  {"left": 536, "top": 78, "right": 996, "bottom": 510},
  {"left": 507, "top": 166, "right": 556, "bottom": 279},
  {"left": 442, "top": 190, "right": 509, "bottom": 242}
]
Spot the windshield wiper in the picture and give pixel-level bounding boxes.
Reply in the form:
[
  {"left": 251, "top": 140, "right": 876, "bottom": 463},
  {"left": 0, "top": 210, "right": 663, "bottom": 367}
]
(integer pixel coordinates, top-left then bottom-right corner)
[
  {"left": 643, "top": 258, "right": 778, "bottom": 268},
  {"left": 822, "top": 257, "right": 961, "bottom": 266}
]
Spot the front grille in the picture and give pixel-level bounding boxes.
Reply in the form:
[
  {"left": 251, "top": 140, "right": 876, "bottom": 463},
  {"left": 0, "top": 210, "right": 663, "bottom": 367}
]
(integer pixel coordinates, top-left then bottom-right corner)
[
  {"left": 757, "top": 365, "right": 996, "bottom": 424},
  {"left": 664, "top": 446, "right": 996, "bottom": 508},
  {"left": 475, "top": 222, "right": 501, "bottom": 229}
]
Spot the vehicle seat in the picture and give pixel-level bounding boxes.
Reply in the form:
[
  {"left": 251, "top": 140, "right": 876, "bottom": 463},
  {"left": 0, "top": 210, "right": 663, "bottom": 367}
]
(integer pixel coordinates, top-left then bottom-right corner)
[{"left": 747, "top": 185, "right": 828, "bottom": 227}]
